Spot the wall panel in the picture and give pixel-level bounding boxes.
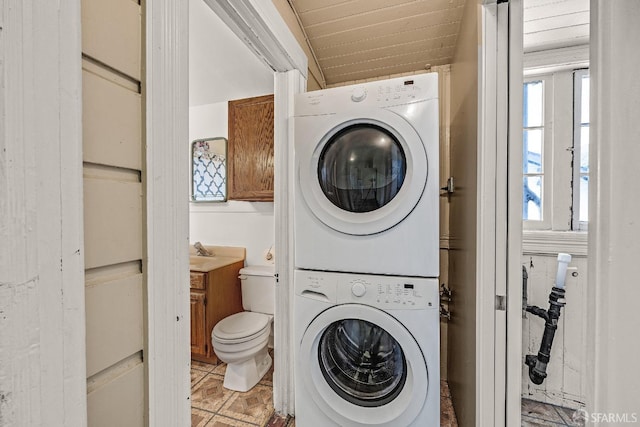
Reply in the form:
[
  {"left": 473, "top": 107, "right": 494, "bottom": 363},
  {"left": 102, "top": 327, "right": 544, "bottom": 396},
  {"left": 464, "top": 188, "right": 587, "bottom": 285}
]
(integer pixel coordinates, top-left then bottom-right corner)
[{"left": 82, "top": 0, "right": 144, "bottom": 423}]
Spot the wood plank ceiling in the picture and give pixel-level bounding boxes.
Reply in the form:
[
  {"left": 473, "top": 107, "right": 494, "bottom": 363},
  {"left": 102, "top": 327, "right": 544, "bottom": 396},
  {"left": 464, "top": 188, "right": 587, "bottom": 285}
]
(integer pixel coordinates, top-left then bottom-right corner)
[
  {"left": 523, "top": 0, "right": 589, "bottom": 52},
  {"left": 288, "top": 0, "right": 466, "bottom": 86},
  {"left": 285, "top": 0, "right": 590, "bottom": 87}
]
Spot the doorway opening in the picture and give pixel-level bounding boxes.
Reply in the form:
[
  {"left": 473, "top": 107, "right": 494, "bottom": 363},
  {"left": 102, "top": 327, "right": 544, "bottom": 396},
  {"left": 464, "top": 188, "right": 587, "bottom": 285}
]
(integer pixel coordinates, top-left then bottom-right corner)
[{"left": 517, "top": 1, "right": 590, "bottom": 425}]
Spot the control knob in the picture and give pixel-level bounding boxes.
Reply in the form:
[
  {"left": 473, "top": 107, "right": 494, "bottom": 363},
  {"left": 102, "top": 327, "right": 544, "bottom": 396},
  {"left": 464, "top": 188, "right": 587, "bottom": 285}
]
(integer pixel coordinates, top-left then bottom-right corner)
[
  {"left": 351, "top": 87, "right": 367, "bottom": 102},
  {"left": 351, "top": 282, "right": 366, "bottom": 297}
]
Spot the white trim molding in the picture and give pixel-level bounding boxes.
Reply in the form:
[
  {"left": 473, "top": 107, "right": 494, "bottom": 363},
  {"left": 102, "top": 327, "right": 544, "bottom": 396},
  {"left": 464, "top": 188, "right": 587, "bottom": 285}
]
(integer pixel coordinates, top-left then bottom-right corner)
[
  {"left": 524, "top": 45, "right": 589, "bottom": 76},
  {"left": 203, "top": 0, "right": 307, "bottom": 78},
  {"left": 477, "top": 4, "right": 499, "bottom": 425},
  {"left": 0, "top": 0, "right": 87, "bottom": 425},
  {"left": 506, "top": 1, "right": 525, "bottom": 426},
  {"left": 273, "top": 69, "right": 306, "bottom": 415},
  {"left": 145, "top": 0, "right": 191, "bottom": 425},
  {"left": 523, "top": 231, "right": 588, "bottom": 257}
]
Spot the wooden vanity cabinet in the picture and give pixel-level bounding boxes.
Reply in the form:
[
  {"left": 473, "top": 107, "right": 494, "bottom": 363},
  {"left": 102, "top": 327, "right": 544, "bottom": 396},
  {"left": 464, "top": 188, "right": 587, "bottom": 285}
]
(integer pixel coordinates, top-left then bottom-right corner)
[{"left": 190, "top": 260, "right": 244, "bottom": 364}]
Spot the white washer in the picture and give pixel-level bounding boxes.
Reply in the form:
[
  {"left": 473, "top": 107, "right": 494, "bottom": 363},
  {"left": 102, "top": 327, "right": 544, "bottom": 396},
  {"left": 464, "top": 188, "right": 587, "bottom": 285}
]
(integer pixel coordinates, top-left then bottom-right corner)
[
  {"left": 294, "top": 270, "right": 440, "bottom": 427},
  {"left": 294, "top": 73, "right": 439, "bottom": 277}
]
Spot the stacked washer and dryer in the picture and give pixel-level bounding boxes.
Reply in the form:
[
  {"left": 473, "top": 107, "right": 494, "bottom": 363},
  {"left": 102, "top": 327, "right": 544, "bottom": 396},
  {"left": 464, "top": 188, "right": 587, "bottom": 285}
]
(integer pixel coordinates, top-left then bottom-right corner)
[{"left": 293, "top": 73, "right": 441, "bottom": 427}]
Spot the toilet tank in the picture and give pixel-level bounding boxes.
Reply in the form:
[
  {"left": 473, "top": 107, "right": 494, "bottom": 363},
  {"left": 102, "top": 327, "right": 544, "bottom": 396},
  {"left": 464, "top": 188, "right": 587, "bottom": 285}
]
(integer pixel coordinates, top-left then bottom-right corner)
[{"left": 239, "top": 265, "right": 275, "bottom": 314}]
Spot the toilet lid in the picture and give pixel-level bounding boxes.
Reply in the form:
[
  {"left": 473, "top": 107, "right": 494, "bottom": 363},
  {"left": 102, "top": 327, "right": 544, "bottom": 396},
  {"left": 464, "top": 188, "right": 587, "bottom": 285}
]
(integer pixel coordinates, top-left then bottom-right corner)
[{"left": 213, "top": 312, "right": 271, "bottom": 342}]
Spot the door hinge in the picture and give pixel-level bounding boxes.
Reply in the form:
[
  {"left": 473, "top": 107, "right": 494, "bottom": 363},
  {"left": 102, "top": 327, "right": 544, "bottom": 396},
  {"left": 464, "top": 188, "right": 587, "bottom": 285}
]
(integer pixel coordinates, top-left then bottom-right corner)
[
  {"left": 496, "top": 295, "right": 506, "bottom": 311},
  {"left": 441, "top": 176, "right": 455, "bottom": 194}
]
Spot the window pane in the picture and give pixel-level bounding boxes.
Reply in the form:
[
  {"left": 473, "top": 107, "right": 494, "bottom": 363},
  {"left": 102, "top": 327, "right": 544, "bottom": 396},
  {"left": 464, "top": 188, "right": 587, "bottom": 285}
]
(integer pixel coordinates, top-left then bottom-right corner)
[
  {"left": 523, "top": 129, "right": 543, "bottom": 173},
  {"left": 581, "top": 76, "right": 590, "bottom": 124},
  {"left": 580, "top": 125, "right": 589, "bottom": 172},
  {"left": 580, "top": 175, "right": 589, "bottom": 222},
  {"left": 523, "top": 176, "right": 543, "bottom": 221},
  {"left": 524, "top": 81, "right": 543, "bottom": 128}
]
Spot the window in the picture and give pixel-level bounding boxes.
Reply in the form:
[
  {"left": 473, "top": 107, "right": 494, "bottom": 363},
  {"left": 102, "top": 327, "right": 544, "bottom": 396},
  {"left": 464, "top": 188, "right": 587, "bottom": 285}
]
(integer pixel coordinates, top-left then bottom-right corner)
[
  {"left": 523, "top": 79, "right": 545, "bottom": 222},
  {"left": 522, "top": 69, "right": 589, "bottom": 231},
  {"left": 573, "top": 70, "right": 590, "bottom": 230},
  {"left": 522, "top": 76, "right": 552, "bottom": 229}
]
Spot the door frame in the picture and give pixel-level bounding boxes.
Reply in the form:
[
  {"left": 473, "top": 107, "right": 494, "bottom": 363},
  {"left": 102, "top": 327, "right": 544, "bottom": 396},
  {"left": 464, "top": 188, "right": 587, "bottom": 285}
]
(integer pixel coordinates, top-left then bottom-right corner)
[
  {"left": 477, "top": 1, "right": 523, "bottom": 425},
  {"left": 145, "top": 0, "right": 307, "bottom": 424}
]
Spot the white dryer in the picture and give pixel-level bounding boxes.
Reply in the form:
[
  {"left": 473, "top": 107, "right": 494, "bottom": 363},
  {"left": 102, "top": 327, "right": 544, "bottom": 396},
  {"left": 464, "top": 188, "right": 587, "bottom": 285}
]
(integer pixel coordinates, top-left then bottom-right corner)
[
  {"left": 294, "top": 270, "right": 440, "bottom": 427},
  {"left": 294, "top": 73, "right": 439, "bottom": 277}
]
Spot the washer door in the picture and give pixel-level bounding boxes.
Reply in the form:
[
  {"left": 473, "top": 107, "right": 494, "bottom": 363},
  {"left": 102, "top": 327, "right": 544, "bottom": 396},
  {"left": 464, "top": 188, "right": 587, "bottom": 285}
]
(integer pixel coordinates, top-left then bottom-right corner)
[
  {"left": 298, "top": 109, "right": 428, "bottom": 235},
  {"left": 299, "top": 304, "right": 428, "bottom": 426}
]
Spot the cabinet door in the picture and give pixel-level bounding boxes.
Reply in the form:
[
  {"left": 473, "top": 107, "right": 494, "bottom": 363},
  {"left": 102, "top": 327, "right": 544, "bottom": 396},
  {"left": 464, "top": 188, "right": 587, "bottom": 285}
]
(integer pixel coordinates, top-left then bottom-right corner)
[
  {"left": 190, "top": 292, "right": 207, "bottom": 356},
  {"left": 228, "top": 94, "right": 274, "bottom": 201}
]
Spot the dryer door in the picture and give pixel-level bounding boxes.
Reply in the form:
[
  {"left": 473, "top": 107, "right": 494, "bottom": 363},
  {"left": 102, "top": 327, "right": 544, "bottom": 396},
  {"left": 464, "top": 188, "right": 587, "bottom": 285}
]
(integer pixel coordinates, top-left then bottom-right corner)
[
  {"left": 299, "top": 304, "right": 429, "bottom": 427},
  {"left": 298, "top": 108, "right": 428, "bottom": 235}
]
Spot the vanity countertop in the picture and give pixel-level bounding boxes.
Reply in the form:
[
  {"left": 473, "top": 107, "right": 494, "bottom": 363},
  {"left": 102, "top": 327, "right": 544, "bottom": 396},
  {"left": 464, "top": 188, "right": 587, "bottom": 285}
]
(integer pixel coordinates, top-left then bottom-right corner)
[
  {"left": 188, "top": 244, "right": 246, "bottom": 272},
  {"left": 189, "top": 255, "right": 244, "bottom": 273}
]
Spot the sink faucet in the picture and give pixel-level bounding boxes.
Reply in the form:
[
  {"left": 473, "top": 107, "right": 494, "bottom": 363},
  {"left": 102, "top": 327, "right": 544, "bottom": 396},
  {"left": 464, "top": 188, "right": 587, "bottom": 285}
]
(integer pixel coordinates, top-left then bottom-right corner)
[{"left": 193, "top": 242, "right": 212, "bottom": 257}]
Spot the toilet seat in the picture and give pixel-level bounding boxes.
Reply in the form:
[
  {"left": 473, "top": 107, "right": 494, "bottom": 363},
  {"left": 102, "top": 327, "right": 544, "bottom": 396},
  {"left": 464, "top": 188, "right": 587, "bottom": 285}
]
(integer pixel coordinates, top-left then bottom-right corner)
[{"left": 212, "top": 312, "right": 272, "bottom": 344}]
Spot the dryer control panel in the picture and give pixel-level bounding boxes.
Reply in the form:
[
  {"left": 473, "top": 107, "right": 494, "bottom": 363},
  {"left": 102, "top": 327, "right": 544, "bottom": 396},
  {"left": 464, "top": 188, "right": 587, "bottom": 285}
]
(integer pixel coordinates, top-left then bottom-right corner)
[{"left": 294, "top": 73, "right": 439, "bottom": 116}]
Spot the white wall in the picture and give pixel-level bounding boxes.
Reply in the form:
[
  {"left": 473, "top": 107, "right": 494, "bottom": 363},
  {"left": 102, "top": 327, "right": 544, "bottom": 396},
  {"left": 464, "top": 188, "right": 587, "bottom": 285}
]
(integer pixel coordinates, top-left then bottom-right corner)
[
  {"left": 189, "top": 0, "right": 276, "bottom": 268},
  {"left": 189, "top": 102, "right": 275, "bottom": 267},
  {"left": 521, "top": 252, "right": 587, "bottom": 409},
  {"left": 189, "top": 0, "right": 274, "bottom": 106}
]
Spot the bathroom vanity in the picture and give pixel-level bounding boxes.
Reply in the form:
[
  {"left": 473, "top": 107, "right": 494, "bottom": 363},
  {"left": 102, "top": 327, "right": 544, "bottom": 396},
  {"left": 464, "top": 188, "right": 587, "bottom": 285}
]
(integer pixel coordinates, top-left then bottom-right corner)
[{"left": 189, "top": 246, "right": 245, "bottom": 364}]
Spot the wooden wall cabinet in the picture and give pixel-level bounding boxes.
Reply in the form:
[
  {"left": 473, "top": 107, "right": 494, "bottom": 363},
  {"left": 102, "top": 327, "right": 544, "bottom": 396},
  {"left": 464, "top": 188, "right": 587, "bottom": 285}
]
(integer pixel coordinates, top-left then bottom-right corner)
[
  {"left": 227, "top": 94, "right": 275, "bottom": 201},
  {"left": 189, "top": 261, "right": 244, "bottom": 364}
]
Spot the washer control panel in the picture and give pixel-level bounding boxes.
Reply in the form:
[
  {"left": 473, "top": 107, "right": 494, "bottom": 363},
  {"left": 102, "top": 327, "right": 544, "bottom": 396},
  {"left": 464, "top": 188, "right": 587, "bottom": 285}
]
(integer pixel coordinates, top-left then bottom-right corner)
[{"left": 339, "top": 274, "right": 438, "bottom": 310}]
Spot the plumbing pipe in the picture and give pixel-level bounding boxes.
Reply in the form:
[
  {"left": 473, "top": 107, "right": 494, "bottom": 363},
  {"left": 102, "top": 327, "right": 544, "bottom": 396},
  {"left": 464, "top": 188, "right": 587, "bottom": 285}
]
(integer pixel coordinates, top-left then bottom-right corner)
[{"left": 525, "top": 253, "right": 572, "bottom": 385}]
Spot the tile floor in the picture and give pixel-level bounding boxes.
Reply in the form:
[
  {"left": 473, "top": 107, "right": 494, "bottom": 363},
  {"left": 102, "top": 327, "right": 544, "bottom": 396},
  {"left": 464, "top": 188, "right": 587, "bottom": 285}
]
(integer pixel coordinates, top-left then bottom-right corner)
[
  {"left": 191, "top": 355, "right": 276, "bottom": 427},
  {"left": 521, "top": 398, "right": 586, "bottom": 426},
  {"left": 191, "top": 352, "right": 458, "bottom": 427}
]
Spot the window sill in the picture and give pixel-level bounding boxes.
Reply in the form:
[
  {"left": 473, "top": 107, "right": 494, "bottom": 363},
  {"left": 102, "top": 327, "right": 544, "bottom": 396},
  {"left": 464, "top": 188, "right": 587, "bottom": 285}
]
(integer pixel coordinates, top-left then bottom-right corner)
[{"left": 522, "top": 230, "right": 587, "bottom": 257}]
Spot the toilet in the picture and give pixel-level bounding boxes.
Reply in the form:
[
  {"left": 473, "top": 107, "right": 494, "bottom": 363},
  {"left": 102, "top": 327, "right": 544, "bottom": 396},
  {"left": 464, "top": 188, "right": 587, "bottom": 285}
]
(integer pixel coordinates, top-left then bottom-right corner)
[{"left": 211, "top": 265, "right": 275, "bottom": 392}]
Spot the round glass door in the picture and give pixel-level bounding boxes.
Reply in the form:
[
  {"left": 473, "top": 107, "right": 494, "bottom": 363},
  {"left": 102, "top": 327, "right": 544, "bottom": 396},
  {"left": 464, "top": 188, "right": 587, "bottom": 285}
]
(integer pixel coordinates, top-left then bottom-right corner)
[
  {"left": 318, "top": 318, "right": 407, "bottom": 407},
  {"left": 298, "top": 303, "right": 429, "bottom": 426},
  {"left": 297, "top": 110, "right": 429, "bottom": 236},
  {"left": 318, "top": 125, "right": 406, "bottom": 213}
]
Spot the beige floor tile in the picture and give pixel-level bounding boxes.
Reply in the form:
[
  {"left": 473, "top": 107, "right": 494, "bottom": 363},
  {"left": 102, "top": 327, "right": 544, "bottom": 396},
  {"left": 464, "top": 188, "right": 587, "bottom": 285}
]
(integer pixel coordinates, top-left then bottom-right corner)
[
  {"left": 219, "top": 384, "right": 274, "bottom": 425},
  {"left": 440, "top": 379, "right": 451, "bottom": 398},
  {"left": 440, "top": 390, "right": 458, "bottom": 427},
  {"left": 193, "top": 360, "right": 217, "bottom": 373},
  {"left": 192, "top": 408, "right": 214, "bottom": 427},
  {"left": 521, "top": 415, "right": 565, "bottom": 426},
  {"left": 521, "top": 399, "right": 566, "bottom": 424},
  {"left": 206, "top": 415, "right": 258, "bottom": 427},
  {"left": 212, "top": 362, "right": 227, "bottom": 376},
  {"left": 192, "top": 374, "right": 235, "bottom": 413},
  {"left": 192, "top": 368, "right": 207, "bottom": 389}
]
